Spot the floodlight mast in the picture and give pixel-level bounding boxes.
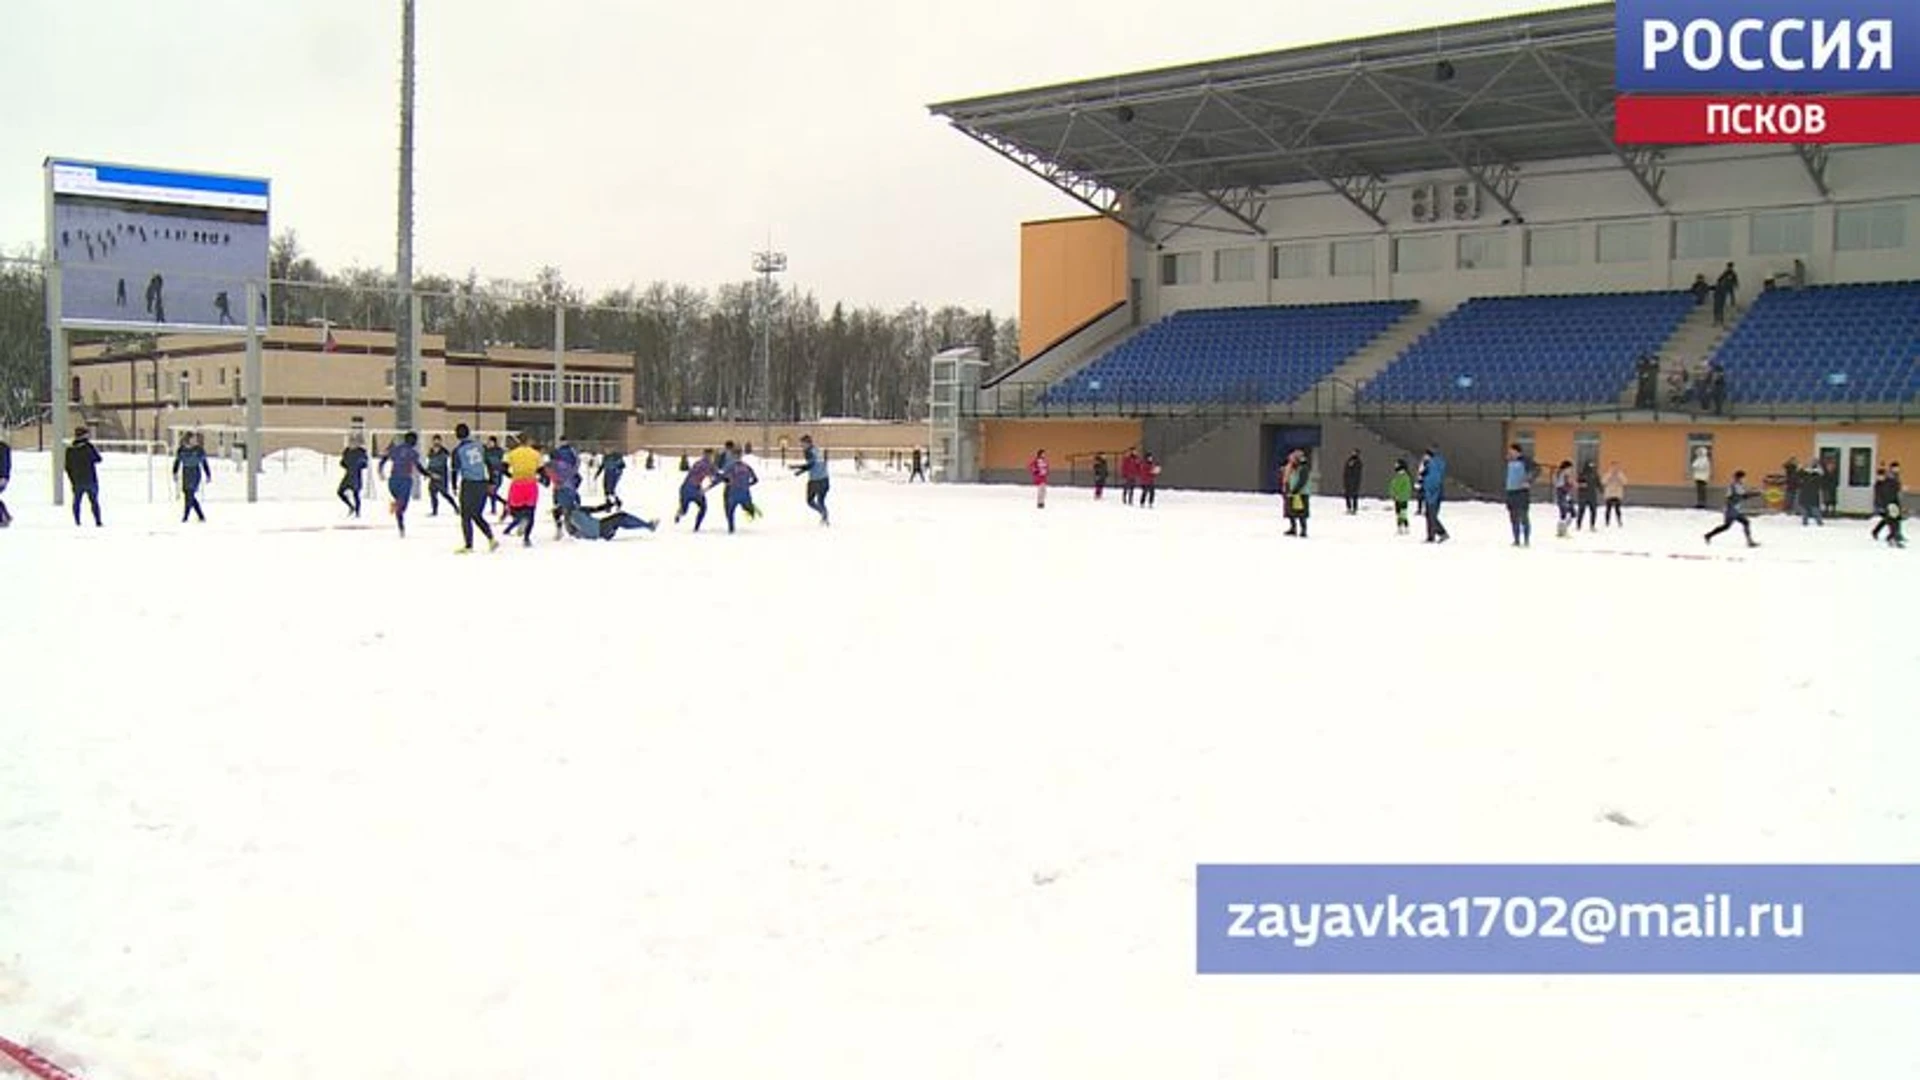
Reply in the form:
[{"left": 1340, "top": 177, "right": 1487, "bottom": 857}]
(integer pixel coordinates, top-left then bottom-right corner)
[
  {"left": 394, "top": 0, "right": 418, "bottom": 431},
  {"left": 751, "top": 248, "right": 787, "bottom": 453}
]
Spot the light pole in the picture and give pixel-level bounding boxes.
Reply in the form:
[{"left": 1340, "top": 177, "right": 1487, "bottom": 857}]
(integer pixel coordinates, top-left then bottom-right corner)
[
  {"left": 751, "top": 247, "right": 786, "bottom": 453},
  {"left": 394, "top": 0, "right": 418, "bottom": 431}
]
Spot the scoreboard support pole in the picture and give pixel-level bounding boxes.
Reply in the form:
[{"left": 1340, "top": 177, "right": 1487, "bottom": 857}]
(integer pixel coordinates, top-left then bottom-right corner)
[{"left": 44, "top": 164, "right": 68, "bottom": 507}]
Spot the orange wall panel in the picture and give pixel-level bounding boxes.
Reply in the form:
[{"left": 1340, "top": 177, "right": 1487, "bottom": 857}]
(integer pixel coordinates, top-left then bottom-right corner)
[
  {"left": 1512, "top": 421, "right": 1920, "bottom": 492},
  {"left": 1019, "top": 216, "right": 1128, "bottom": 360},
  {"left": 980, "top": 419, "right": 1142, "bottom": 471}
]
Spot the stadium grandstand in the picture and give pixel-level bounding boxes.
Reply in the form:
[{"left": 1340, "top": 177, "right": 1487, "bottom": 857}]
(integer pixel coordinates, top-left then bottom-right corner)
[{"left": 929, "top": 1, "right": 1920, "bottom": 510}]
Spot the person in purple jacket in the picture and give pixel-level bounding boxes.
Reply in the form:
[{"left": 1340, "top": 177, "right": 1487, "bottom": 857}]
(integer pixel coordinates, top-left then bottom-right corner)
[
  {"left": 379, "top": 431, "right": 426, "bottom": 537},
  {"left": 722, "top": 456, "right": 760, "bottom": 533},
  {"left": 676, "top": 449, "right": 719, "bottom": 531}
]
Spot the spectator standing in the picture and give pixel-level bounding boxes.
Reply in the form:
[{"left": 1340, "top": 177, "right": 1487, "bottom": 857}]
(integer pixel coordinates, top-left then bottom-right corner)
[
  {"left": 1341, "top": 450, "right": 1364, "bottom": 515},
  {"left": 66, "top": 427, "right": 104, "bottom": 527},
  {"left": 1690, "top": 446, "right": 1713, "bottom": 508},
  {"left": 1602, "top": 461, "right": 1627, "bottom": 526}
]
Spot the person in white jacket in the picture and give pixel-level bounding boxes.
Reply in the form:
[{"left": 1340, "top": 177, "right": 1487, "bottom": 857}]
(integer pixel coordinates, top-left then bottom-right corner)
[
  {"left": 1602, "top": 462, "right": 1627, "bottom": 526},
  {"left": 1690, "top": 447, "right": 1713, "bottom": 509}
]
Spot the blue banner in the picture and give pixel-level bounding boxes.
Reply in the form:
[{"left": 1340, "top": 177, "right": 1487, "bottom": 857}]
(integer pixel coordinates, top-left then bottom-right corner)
[
  {"left": 1197, "top": 864, "right": 1920, "bottom": 974},
  {"left": 1616, "top": 0, "right": 1920, "bottom": 93}
]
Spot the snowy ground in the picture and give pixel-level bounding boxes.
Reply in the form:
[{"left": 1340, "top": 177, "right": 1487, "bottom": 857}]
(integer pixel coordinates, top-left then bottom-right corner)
[{"left": 3, "top": 449, "right": 1917, "bottom": 1080}]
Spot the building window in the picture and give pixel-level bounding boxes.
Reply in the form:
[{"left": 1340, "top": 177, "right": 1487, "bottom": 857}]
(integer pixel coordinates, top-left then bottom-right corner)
[
  {"left": 144, "top": 371, "right": 157, "bottom": 391},
  {"left": 1214, "top": 247, "right": 1256, "bottom": 283},
  {"left": 1331, "top": 239, "right": 1374, "bottom": 278},
  {"left": 1393, "top": 235, "right": 1443, "bottom": 274},
  {"left": 1457, "top": 231, "right": 1509, "bottom": 270},
  {"left": 1526, "top": 226, "right": 1581, "bottom": 267},
  {"left": 1686, "top": 433, "right": 1714, "bottom": 480},
  {"left": 561, "top": 373, "right": 621, "bottom": 406},
  {"left": 510, "top": 371, "right": 556, "bottom": 404},
  {"left": 1573, "top": 431, "right": 1601, "bottom": 472},
  {"left": 1673, "top": 216, "right": 1734, "bottom": 260},
  {"left": 1597, "top": 221, "right": 1652, "bottom": 264},
  {"left": 1513, "top": 428, "right": 1536, "bottom": 466},
  {"left": 1750, "top": 210, "right": 1812, "bottom": 256},
  {"left": 217, "top": 368, "right": 226, "bottom": 385},
  {"left": 1159, "top": 252, "right": 1201, "bottom": 286},
  {"left": 1272, "top": 243, "right": 1317, "bottom": 279},
  {"left": 1836, "top": 203, "right": 1907, "bottom": 251}
]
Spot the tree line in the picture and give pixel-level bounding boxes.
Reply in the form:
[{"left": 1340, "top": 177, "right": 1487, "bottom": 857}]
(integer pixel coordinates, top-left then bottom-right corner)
[{"left": 0, "top": 232, "right": 1020, "bottom": 426}]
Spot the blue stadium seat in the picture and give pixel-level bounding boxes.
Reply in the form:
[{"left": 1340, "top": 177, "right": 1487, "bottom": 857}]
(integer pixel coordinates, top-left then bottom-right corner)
[
  {"left": 1355, "top": 291, "right": 1696, "bottom": 406},
  {"left": 1711, "top": 281, "right": 1920, "bottom": 405},
  {"left": 1038, "top": 301, "right": 1414, "bottom": 407}
]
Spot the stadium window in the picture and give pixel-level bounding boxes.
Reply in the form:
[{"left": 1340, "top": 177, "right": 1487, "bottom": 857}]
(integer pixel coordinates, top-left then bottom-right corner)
[
  {"left": 1160, "top": 252, "right": 1201, "bottom": 286},
  {"left": 1393, "top": 235, "right": 1443, "bottom": 274},
  {"left": 1573, "top": 431, "right": 1600, "bottom": 473},
  {"left": 1596, "top": 221, "right": 1652, "bottom": 264},
  {"left": 1750, "top": 210, "right": 1812, "bottom": 256},
  {"left": 1673, "top": 216, "right": 1734, "bottom": 260},
  {"left": 1214, "top": 247, "right": 1257, "bottom": 284},
  {"left": 1331, "top": 240, "right": 1374, "bottom": 278},
  {"left": 1271, "top": 243, "right": 1317, "bottom": 280},
  {"left": 1457, "top": 231, "right": 1509, "bottom": 271},
  {"left": 1835, "top": 204, "right": 1907, "bottom": 251},
  {"left": 217, "top": 368, "right": 226, "bottom": 385},
  {"left": 1525, "top": 226, "right": 1580, "bottom": 267}
]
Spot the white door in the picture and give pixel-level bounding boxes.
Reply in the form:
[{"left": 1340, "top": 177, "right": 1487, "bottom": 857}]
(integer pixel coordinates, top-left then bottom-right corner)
[{"left": 1813, "top": 432, "right": 1878, "bottom": 514}]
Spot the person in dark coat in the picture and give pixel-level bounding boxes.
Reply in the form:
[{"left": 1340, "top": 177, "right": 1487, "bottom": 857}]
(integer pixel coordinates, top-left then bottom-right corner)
[
  {"left": 1091, "top": 452, "right": 1109, "bottom": 500},
  {"left": 1712, "top": 263, "right": 1739, "bottom": 326},
  {"left": 172, "top": 432, "right": 212, "bottom": 523},
  {"left": 65, "top": 426, "right": 104, "bottom": 527},
  {"left": 337, "top": 439, "right": 370, "bottom": 517},
  {"left": 1871, "top": 463, "right": 1905, "bottom": 548},
  {"left": 0, "top": 437, "right": 13, "bottom": 527},
  {"left": 1575, "top": 460, "right": 1602, "bottom": 531},
  {"left": 1341, "top": 451, "right": 1364, "bottom": 515}
]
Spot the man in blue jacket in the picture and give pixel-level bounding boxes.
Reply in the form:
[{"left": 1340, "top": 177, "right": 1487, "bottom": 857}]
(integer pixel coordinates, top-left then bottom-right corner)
[
  {"left": 791, "top": 434, "right": 830, "bottom": 526},
  {"left": 172, "top": 432, "right": 212, "bottom": 523},
  {"left": 1422, "top": 445, "right": 1450, "bottom": 544},
  {"left": 1503, "top": 443, "right": 1534, "bottom": 547},
  {"left": 452, "top": 423, "right": 499, "bottom": 553},
  {"left": 722, "top": 456, "right": 759, "bottom": 533}
]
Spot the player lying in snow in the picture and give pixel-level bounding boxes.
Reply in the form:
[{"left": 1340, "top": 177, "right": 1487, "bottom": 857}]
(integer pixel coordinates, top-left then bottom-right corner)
[{"left": 555, "top": 482, "right": 658, "bottom": 540}]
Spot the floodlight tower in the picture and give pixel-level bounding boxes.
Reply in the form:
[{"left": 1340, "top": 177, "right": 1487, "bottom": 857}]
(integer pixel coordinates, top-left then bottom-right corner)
[
  {"left": 751, "top": 247, "right": 787, "bottom": 452},
  {"left": 394, "top": 0, "right": 419, "bottom": 431}
]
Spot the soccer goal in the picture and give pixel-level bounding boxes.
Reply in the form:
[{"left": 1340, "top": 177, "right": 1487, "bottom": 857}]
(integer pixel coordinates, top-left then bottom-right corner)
[{"left": 86, "top": 439, "right": 168, "bottom": 503}]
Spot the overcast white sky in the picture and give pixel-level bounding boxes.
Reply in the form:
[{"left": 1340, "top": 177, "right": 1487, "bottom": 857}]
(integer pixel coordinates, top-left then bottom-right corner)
[{"left": 2, "top": 0, "right": 1560, "bottom": 313}]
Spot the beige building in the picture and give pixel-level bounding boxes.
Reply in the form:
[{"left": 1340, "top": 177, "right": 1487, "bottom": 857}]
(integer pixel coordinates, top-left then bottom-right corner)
[{"left": 63, "top": 325, "right": 638, "bottom": 454}]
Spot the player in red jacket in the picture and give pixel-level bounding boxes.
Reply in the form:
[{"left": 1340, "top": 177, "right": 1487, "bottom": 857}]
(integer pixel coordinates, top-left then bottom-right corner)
[
  {"left": 1030, "top": 449, "right": 1050, "bottom": 509},
  {"left": 1120, "top": 447, "right": 1141, "bottom": 505}
]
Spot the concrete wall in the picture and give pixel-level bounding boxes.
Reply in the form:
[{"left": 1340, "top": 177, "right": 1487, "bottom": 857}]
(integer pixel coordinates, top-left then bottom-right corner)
[
  {"left": 1132, "top": 145, "right": 1920, "bottom": 323},
  {"left": 633, "top": 420, "right": 928, "bottom": 458}
]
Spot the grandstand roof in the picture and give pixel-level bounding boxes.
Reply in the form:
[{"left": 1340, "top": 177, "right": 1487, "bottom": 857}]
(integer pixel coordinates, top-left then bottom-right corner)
[{"left": 928, "top": 5, "right": 1754, "bottom": 241}]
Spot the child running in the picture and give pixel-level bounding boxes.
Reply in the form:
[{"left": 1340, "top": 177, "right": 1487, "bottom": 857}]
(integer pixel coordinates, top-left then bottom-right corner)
[
  {"left": 1704, "top": 470, "right": 1761, "bottom": 548},
  {"left": 676, "top": 449, "right": 718, "bottom": 531},
  {"left": 722, "top": 454, "right": 760, "bottom": 533},
  {"left": 337, "top": 439, "right": 370, "bottom": 517},
  {"left": 792, "top": 434, "right": 830, "bottom": 525},
  {"left": 379, "top": 431, "right": 426, "bottom": 537},
  {"left": 502, "top": 435, "right": 544, "bottom": 546}
]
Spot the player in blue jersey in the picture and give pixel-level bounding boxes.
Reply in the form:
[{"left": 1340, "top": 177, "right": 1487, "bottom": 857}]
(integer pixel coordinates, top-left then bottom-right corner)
[
  {"left": 676, "top": 449, "right": 718, "bottom": 531},
  {"left": 379, "top": 431, "right": 426, "bottom": 537}
]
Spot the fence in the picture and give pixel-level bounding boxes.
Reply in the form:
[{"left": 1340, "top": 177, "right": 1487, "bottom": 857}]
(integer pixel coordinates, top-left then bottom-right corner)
[{"left": 972, "top": 375, "right": 1920, "bottom": 426}]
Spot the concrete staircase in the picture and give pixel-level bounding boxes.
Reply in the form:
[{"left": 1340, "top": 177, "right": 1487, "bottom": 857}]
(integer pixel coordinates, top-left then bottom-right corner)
[
  {"left": 1294, "top": 300, "right": 1457, "bottom": 409},
  {"left": 1618, "top": 301, "right": 1743, "bottom": 407}
]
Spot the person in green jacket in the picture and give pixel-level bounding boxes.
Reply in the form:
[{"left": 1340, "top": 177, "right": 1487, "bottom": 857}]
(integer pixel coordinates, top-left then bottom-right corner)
[{"left": 1387, "top": 458, "right": 1414, "bottom": 535}]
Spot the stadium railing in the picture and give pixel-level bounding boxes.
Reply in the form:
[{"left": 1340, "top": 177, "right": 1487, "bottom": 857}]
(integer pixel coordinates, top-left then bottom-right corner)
[{"left": 969, "top": 376, "right": 1918, "bottom": 425}]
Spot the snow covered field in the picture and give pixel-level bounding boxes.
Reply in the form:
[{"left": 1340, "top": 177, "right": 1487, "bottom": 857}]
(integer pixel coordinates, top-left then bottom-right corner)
[{"left": 3, "top": 448, "right": 1916, "bottom": 1080}]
